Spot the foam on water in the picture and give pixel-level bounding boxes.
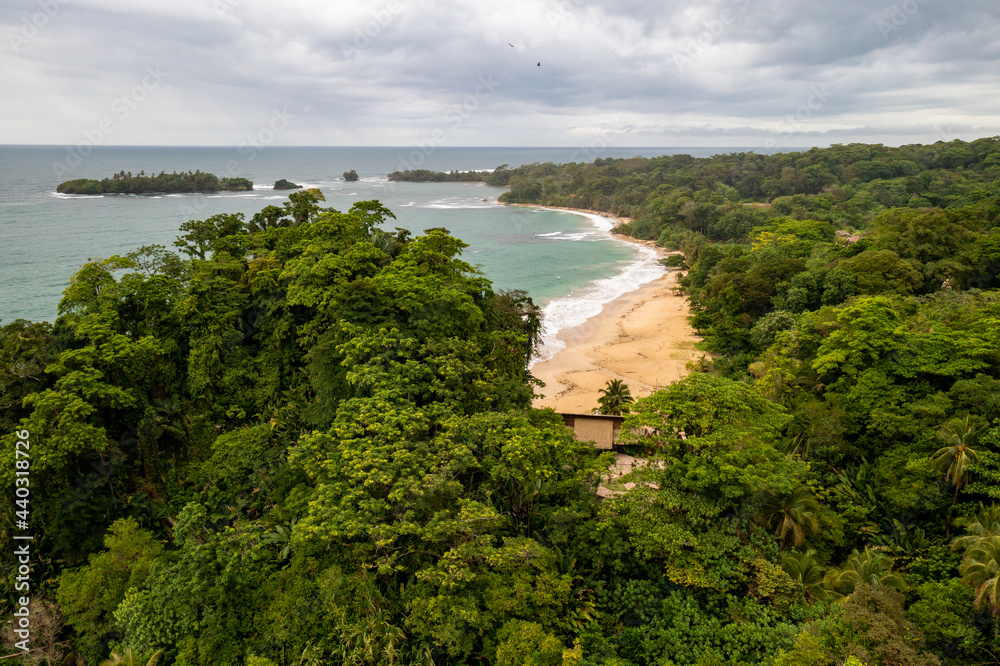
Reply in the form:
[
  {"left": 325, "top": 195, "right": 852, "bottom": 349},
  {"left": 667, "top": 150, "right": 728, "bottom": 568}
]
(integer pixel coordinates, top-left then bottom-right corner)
[
  {"left": 530, "top": 211, "right": 665, "bottom": 366},
  {"left": 425, "top": 203, "right": 496, "bottom": 210},
  {"left": 50, "top": 192, "right": 100, "bottom": 200},
  {"left": 548, "top": 232, "right": 596, "bottom": 241},
  {"left": 424, "top": 196, "right": 496, "bottom": 210}
]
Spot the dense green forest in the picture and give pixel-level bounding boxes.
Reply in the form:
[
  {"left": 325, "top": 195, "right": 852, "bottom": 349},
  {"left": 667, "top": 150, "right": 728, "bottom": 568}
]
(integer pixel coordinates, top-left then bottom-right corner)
[
  {"left": 3, "top": 139, "right": 1000, "bottom": 665},
  {"left": 388, "top": 167, "right": 511, "bottom": 185},
  {"left": 57, "top": 171, "right": 253, "bottom": 195}
]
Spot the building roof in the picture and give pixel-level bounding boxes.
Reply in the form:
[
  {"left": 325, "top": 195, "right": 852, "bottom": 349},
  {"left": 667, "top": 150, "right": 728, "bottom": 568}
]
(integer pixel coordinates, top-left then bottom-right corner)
[{"left": 559, "top": 412, "right": 627, "bottom": 423}]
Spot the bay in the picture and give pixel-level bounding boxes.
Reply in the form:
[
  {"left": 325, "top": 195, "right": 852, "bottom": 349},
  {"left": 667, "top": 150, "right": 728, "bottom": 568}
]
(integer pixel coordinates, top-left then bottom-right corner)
[{"left": 0, "top": 145, "right": 733, "bottom": 346}]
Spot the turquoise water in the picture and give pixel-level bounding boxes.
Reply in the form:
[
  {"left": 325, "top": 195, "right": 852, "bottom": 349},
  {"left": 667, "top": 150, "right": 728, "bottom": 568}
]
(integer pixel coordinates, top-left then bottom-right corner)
[{"left": 0, "top": 146, "right": 724, "bottom": 353}]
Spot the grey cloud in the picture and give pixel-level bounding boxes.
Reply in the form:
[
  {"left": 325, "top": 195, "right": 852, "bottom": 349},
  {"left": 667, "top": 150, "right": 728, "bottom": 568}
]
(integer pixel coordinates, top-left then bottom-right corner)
[{"left": 1, "top": 0, "right": 998, "bottom": 147}]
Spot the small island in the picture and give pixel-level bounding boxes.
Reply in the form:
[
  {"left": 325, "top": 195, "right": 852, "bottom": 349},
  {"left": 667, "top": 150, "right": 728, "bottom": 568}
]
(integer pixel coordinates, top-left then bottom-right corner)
[
  {"left": 57, "top": 170, "right": 253, "bottom": 195},
  {"left": 388, "top": 165, "right": 510, "bottom": 186},
  {"left": 343, "top": 169, "right": 359, "bottom": 181},
  {"left": 273, "top": 179, "right": 302, "bottom": 190}
]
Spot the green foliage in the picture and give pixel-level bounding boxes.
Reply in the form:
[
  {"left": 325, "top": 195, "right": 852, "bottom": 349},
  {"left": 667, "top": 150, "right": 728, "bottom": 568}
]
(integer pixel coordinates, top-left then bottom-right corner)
[
  {"left": 773, "top": 631, "right": 828, "bottom": 666},
  {"left": 835, "top": 585, "right": 939, "bottom": 666},
  {"left": 56, "top": 519, "right": 163, "bottom": 662},
  {"left": 99, "top": 648, "right": 165, "bottom": 666},
  {"left": 494, "top": 620, "right": 569, "bottom": 666},
  {"left": 952, "top": 503, "right": 1000, "bottom": 550},
  {"left": 779, "top": 585, "right": 939, "bottom": 666},
  {"left": 387, "top": 167, "right": 511, "bottom": 187},
  {"left": 781, "top": 549, "right": 828, "bottom": 602},
  {"left": 907, "top": 579, "right": 979, "bottom": 656},
  {"left": 57, "top": 170, "right": 252, "bottom": 194},
  {"left": 406, "top": 537, "right": 576, "bottom": 660},
  {"left": 932, "top": 415, "right": 981, "bottom": 503},
  {"left": 608, "top": 375, "right": 805, "bottom": 590},
  {"left": 0, "top": 319, "right": 56, "bottom": 433},
  {"left": 839, "top": 250, "right": 924, "bottom": 295},
  {"left": 812, "top": 297, "right": 907, "bottom": 380},
  {"left": 824, "top": 549, "right": 907, "bottom": 597},
  {"left": 597, "top": 379, "right": 634, "bottom": 415},
  {"left": 759, "top": 486, "right": 820, "bottom": 549},
  {"left": 17, "top": 139, "right": 1000, "bottom": 663},
  {"left": 621, "top": 373, "right": 791, "bottom": 452},
  {"left": 960, "top": 536, "right": 1000, "bottom": 615},
  {"left": 57, "top": 178, "right": 104, "bottom": 194},
  {"left": 489, "top": 138, "right": 1000, "bottom": 238}
]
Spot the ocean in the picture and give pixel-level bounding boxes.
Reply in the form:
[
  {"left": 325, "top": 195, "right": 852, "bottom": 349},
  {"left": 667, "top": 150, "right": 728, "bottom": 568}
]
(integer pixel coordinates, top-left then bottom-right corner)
[{"left": 0, "top": 145, "right": 728, "bottom": 361}]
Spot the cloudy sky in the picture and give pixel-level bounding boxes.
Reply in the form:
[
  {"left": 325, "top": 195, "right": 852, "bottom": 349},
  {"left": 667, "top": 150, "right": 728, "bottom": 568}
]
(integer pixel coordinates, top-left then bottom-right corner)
[{"left": 2, "top": 0, "right": 999, "bottom": 148}]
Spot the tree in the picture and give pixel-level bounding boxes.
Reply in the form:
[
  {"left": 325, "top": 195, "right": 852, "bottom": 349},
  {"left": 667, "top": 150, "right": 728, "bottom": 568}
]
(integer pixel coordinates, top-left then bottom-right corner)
[
  {"left": 932, "top": 415, "right": 980, "bottom": 505},
  {"left": 952, "top": 503, "right": 1000, "bottom": 551},
  {"left": 959, "top": 536, "right": 1000, "bottom": 616},
  {"left": 839, "top": 249, "right": 925, "bottom": 296},
  {"left": 56, "top": 519, "right": 163, "bottom": 663},
  {"left": 780, "top": 549, "right": 828, "bottom": 602},
  {"left": 597, "top": 379, "right": 634, "bottom": 415},
  {"left": 812, "top": 297, "right": 907, "bottom": 381},
  {"left": 824, "top": 548, "right": 907, "bottom": 597},
  {"left": 759, "top": 486, "right": 820, "bottom": 548},
  {"left": 493, "top": 620, "right": 573, "bottom": 666},
  {"left": 610, "top": 375, "right": 806, "bottom": 590},
  {"left": 99, "top": 649, "right": 164, "bottom": 666},
  {"left": 907, "top": 579, "right": 979, "bottom": 658}
]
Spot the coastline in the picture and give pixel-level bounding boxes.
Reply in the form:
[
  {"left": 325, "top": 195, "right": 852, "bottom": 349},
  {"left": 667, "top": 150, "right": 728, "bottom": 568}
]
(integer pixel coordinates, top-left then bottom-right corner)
[
  {"left": 530, "top": 270, "right": 701, "bottom": 413},
  {"left": 506, "top": 203, "right": 701, "bottom": 414}
]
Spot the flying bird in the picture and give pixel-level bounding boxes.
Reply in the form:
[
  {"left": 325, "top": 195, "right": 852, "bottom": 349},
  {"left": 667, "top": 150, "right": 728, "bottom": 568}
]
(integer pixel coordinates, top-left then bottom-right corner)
[{"left": 509, "top": 43, "right": 515, "bottom": 47}]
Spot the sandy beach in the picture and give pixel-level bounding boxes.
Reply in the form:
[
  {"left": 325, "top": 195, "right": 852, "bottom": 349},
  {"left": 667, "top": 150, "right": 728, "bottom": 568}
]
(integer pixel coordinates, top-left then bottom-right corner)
[
  {"left": 531, "top": 270, "right": 701, "bottom": 413},
  {"left": 519, "top": 205, "right": 702, "bottom": 413}
]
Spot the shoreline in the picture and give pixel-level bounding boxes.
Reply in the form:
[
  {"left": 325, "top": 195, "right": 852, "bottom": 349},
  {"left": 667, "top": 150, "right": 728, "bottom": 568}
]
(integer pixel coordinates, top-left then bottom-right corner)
[
  {"left": 506, "top": 203, "right": 701, "bottom": 414},
  {"left": 530, "top": 271, "right": 701, "bottom": 413}
]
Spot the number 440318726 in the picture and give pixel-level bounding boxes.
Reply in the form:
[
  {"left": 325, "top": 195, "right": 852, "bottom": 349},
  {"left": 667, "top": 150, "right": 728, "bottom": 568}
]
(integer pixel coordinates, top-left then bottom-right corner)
[{"left": 14, "top": 430, "right": 30, "bottom": 527}]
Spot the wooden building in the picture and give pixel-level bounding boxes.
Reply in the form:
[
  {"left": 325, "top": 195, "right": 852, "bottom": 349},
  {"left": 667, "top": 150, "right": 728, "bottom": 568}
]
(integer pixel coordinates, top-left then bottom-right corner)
[{"left": 559, "top": 412, "right": 626, "bottom": 450}]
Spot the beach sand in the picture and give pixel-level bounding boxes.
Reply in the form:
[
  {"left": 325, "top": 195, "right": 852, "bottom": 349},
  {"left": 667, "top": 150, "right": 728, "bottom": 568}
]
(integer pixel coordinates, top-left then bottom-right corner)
[
  {"left": 505, "top": 202, "right": 702, "bottom": 413},
  {"left": 531, "top": 269, "right": 702, "bottom": 414}
]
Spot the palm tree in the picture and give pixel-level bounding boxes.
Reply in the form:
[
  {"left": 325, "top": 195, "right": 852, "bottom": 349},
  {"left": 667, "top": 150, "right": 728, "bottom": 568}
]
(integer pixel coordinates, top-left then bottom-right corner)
[
  {"left": 931, "top": 415, "right": 980, "bottom": 505},
  {"left": 779, "top": 434, "right": 810, "bottom": 460},
  {"left": 953, "top": 503, "right": 1000, "bottom": 551},
  {"left": 960, "top": 536, "right": 1000, "bottom": 616},
  {"left": 759, "top": 486, "right": 820, "bottom": 548},
  {"left": 780, "top": 549, "right": 828, "bottom": 601},
  {"left": 824, "top": 547, "right": 907, "bottom": 597},
  {"left": 99, "top": 649, "right": 164, "bottom": 666},
  {"left": 264, "top": 522, "right": 294, "bottom": 561},
  {"left": 597, "top": 379, "right": 634, "bottom": 416}
]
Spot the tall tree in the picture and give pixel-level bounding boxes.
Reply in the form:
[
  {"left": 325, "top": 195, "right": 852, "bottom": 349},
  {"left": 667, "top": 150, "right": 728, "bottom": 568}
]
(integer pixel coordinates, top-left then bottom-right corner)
[
  {"left": 932, "top": 415, "right": 980, "bottom": 505},
  {"left": 824, "top": 548, "right": 907, "bottom": 597},
  {"left": 953, "top": 503, "right": 1000, "bottom": 551},
  {"left": 780, "top": 549, "right": 828, "bottom": 602},
  {"left": 759, "top": 486, "right": 820, "bottom": 548},
  {"left": 960, "top": 536, "right": 1000, "bottom": 616},
  {"left": 597, "top": 378, "right": 634, "bottom": 415}
]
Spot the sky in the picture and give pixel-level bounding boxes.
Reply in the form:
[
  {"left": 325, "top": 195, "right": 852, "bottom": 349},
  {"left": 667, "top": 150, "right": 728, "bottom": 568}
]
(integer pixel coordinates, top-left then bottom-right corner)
[{"left": 2, "top": 0, "right": 999, "bottom": 149}]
